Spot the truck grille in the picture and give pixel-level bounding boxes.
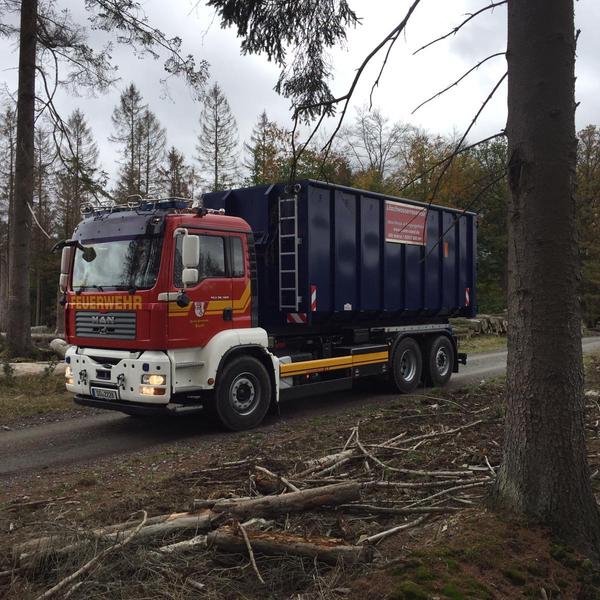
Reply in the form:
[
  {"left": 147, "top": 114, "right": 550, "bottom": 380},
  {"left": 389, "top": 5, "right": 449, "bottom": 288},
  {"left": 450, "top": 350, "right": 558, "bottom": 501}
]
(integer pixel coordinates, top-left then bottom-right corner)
[{"left": 75, "top": 311, "right": 136, "bottom": 340}]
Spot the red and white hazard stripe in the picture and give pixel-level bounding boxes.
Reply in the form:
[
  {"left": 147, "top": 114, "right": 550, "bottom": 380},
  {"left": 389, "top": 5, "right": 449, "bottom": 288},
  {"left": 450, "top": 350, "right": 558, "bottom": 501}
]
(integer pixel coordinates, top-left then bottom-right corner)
[
  {"left": 310, "top": 285, "right": 317, "bottom": 312},
  {"left": 287, "top": 312, "right": 308, "bottom": 324},
  {"left": 465, "top": 287, "right": 471, "bottom": 307}
]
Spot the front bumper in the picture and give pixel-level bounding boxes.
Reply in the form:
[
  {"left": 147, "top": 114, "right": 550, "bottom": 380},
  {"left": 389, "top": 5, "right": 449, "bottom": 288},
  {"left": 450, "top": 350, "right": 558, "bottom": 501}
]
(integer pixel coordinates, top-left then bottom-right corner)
[
  {"left": 65, "top": 347, "right": 172, "bottom": 405},
  {"left": 74, "top": 394, "right": 204, "bottom": 416}
]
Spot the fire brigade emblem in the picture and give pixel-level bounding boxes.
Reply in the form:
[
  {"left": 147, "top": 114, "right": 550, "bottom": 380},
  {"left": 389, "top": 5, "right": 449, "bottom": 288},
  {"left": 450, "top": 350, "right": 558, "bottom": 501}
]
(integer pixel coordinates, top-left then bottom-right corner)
[{"left": 194, "top": 301, "right": 206, "bottom": 318}]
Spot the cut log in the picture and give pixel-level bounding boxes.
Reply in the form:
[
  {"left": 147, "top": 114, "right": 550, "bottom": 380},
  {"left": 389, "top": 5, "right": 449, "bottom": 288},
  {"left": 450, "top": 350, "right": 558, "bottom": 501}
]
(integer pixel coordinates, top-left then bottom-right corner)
[
  {"left": 49, "top": 338, "right": 70, "bottom": 359},
  {"left": 212, "top": 482, "right": 360, "bottom": 519},
  {"left": 157, "top": 534, "right": 208, "bottom": 554},
  {"left": 15, "top": 510, "right": 217, "bottom": 564},
  {"left": 254, "top": 466, "right": 299, "bottom": 494},
  {"left": 207, "top": 525, "right": 372, "bottom": 565},
  {"left": 295, "top": 449, "right": 355, "bottom": 477}
]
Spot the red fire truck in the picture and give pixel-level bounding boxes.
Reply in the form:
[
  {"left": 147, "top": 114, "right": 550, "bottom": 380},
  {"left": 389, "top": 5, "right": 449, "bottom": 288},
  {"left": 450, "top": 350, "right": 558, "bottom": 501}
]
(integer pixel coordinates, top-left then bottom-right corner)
[{"left": 60, "top": 181, "right": 476, "bottom": 430}]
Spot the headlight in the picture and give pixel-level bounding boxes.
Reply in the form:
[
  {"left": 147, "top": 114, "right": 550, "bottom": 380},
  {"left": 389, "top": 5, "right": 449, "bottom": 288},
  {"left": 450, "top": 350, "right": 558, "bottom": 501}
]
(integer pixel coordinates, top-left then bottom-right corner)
[
  {"left": 142, "top": 374, "right": 166, "bottom": 386},
  {"left": 65, "top": 365, "right": 73, "bottom": 378},
  {"left": 140, "top": 386, "right": 166, "bottom": 396}
]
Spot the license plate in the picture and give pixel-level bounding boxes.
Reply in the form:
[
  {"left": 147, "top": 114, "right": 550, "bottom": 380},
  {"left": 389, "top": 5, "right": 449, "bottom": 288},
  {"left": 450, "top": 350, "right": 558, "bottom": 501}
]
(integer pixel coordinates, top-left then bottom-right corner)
[{"left": 91, "top": 387, "right": 119, "bottom": 401}]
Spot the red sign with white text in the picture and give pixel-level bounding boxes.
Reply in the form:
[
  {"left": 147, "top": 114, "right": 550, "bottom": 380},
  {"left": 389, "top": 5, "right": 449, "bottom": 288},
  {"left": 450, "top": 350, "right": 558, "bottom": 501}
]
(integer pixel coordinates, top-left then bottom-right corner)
[{"left": 384, "top": 201, "right": 427, "bottom": 245}]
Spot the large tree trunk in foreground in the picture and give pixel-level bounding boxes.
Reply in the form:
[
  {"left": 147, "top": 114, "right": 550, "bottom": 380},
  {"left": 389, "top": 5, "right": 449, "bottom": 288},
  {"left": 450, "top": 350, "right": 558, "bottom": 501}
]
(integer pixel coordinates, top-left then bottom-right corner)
[
  {"left": 7, "top": 0, "right": 37, "bottom": 356},
  {"left": 493, "top": 0, "right": 600, "bottom": 548}
]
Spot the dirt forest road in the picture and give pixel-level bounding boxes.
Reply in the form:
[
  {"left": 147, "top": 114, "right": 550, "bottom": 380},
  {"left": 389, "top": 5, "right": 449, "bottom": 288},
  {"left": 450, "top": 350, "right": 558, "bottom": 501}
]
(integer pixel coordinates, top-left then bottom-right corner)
[{"left": 2, "top": 336, "right": 600, "bottom": 480}]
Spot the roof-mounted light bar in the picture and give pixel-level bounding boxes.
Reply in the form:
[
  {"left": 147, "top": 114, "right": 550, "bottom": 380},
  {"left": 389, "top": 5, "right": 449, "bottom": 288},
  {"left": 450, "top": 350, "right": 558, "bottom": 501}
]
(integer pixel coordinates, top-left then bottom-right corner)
[
  {"left": 196, "top": 207, "right": 226, "bottom": 217},
  {"left": 79, "top": 197, "right": 194, "bottom": 216}
]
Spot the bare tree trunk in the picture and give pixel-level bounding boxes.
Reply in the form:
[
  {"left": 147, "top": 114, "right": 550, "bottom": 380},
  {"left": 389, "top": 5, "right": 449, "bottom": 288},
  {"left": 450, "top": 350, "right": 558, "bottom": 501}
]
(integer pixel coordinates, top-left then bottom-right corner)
[
  {"left": 7, "top": 0, "right": 37, "bottom": 357},
  {"left": 492, "top": 0, "right": 600, "bottom": 549},
  {"left": 0, "top": 255, "right": 7, "bottom": 331}
]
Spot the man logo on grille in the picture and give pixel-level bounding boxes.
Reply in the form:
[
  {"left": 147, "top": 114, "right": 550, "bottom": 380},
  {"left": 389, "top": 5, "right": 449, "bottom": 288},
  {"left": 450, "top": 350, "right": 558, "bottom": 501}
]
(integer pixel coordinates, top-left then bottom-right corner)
[{"left": 91, "top": 315, "right": 115, "bottom": 334}]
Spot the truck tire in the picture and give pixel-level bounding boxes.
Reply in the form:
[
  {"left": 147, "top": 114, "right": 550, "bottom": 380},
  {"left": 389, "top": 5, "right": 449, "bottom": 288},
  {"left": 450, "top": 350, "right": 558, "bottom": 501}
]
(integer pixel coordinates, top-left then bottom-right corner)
[
  {"left": 391, "top": 337, "right": 422, "bottom": 393},
  {"left": 215, "top": 356, "right": 272, "bottom": 431},
  {"left": 424, "top": 335, "right": 454, "bottom": 387}
]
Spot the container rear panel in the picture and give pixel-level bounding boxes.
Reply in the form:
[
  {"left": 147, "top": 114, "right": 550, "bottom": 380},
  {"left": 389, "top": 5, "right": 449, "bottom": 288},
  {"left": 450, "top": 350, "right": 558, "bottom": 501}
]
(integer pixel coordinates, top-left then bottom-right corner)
[{"left": 203, "top": 181, "right": 477, "bottom": 333}]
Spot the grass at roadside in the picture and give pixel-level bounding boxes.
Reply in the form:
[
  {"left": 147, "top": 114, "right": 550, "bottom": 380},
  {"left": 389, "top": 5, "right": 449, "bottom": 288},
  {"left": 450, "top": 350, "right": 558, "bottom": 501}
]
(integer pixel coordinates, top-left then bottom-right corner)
[
  {"left": 0, "top": 373, "right": 72, "bottom": 424},
  {"left": 458, "top": 334, "right": 506, "bottom": 354}
]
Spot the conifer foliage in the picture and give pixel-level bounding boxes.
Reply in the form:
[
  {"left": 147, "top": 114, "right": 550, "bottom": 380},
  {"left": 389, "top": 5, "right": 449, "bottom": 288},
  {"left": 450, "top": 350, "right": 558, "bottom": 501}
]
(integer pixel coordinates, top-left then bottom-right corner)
[{"left": 196, "top": 82, "right": 239, "bottom": 191}]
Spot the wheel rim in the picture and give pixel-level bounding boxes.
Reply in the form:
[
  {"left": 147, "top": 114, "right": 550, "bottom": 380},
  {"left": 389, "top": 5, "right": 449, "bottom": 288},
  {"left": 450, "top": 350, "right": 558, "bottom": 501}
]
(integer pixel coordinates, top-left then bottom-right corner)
[
  {"left": 435, "top": 346, "right": 450, "bottom": 377},
  {"left": 230, "top": 373, "right": 259, "bottom": 416},
  {"left": 399, "top": 349, "right": 417, "bottom": 383}
]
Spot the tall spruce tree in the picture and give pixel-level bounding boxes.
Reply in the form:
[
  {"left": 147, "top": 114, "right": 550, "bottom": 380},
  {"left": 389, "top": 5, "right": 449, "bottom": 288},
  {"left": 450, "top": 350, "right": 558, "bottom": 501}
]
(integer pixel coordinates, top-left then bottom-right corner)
[
  {"left": 244, "top": 110, "right": 282, "bottom": 185},
  {"left": 57, "top": 109, "right": 102, "bottom": 238},
  {"left": 139, "top": 108, "right": 166, "bottom": 197},
  {"left": 0, "top": 104, "right": 17, "bottom": 331},
  {"left": 31, "top": 123, "right": 56, "bottom": 326},
  {"left": 196, "top": 82, "right": 238, "bottom": 191},
  {"left": 159, "top": 147, "right": 193, "bottom": 198},
  {"left": 577, "top": 125, "right": 600, "bottom": 328},
  {"left": 110, "top": 83, "right": 146, "bottom": 198}
]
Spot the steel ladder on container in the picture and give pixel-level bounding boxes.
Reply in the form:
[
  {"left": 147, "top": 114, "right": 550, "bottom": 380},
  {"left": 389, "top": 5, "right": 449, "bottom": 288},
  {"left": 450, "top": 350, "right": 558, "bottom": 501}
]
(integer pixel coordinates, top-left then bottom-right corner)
[{"left": 278, "top": 194, "right": 301, "bottom": 312}]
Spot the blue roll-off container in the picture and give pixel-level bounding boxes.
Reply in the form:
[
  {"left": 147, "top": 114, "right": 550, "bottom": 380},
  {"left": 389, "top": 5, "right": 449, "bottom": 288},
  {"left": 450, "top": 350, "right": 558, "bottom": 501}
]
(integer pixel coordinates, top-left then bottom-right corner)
[{"left": 203, "top": 180, "right": 477, "bottom": 332}]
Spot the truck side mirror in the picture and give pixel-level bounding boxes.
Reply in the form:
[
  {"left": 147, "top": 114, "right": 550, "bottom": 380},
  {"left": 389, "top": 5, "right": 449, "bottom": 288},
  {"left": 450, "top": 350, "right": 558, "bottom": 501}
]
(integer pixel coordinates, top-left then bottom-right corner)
[
  {"left": 182, "top": 268, "right": 199, "bottom": 287},
  {"left": 59, "top": 273, "right": 69, "bottom": 294},
  {"left": 59, "top": 247, "right": 73, "bottom": 293},
  {"left": 182, "top": 235, "right": 200, "bottom": 269},
  {"left": 60, "top": 246, "right": 72, "bottom": 274}
]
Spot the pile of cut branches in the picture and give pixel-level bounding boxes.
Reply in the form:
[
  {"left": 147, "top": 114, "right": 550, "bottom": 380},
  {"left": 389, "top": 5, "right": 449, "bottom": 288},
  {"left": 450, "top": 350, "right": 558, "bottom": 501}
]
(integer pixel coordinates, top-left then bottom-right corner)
[{"left": 3, "top": 389, "right": 503, "bottom": 599}]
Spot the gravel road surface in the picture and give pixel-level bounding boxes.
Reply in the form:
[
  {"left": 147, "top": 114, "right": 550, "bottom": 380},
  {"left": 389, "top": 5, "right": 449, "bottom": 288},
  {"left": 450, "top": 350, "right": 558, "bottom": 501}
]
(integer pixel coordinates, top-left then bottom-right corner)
[{"left": 2, "top": 337, "right": 600, "bottom": 479}]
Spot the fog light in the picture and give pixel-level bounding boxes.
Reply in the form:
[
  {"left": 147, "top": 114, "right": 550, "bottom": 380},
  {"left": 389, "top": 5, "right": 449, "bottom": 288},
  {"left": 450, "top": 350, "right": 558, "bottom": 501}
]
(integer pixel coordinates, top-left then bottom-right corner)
[
  {"left": 141, "top": 374, "right": 166, "bottom": 386},
  {"left": 140, "top": 386, "right": 166, "bottom": 396}
]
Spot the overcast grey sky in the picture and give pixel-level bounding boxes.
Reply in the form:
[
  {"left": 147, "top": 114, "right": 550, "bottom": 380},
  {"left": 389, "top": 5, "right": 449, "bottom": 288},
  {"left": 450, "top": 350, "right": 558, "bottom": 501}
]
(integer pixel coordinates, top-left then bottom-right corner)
[{"left": 1, "top": 0, "right": 599, "bottom": 190}]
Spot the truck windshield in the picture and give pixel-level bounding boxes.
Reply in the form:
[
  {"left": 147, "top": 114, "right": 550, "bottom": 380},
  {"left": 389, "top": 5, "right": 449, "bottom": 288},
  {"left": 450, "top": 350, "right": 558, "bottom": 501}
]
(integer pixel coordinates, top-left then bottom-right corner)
[{"left": 72, "top": 235, "right": 163, "bottom": 291}]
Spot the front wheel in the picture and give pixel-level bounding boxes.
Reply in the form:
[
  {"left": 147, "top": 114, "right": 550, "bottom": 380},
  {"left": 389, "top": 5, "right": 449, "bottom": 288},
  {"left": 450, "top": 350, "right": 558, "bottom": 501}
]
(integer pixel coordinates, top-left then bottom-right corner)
[
  {"left": 424, "top": 335, "right": 455, "bottom": 387},
  {"left": 391, "top": 337, "right": 422, "bottom": 393},
  {"left": 214, "top": 356, "right": 272, "bottom": 431}
]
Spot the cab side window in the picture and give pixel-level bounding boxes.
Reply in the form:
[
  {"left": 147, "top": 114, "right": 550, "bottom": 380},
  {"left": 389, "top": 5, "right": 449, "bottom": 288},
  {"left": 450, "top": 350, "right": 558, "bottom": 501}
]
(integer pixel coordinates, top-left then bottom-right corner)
[
  {"left": 231, "top": 237, "right": 245, "bottom": 278},
  {"left": 174, "top": 234, "right": 226, "bottom": 287}
]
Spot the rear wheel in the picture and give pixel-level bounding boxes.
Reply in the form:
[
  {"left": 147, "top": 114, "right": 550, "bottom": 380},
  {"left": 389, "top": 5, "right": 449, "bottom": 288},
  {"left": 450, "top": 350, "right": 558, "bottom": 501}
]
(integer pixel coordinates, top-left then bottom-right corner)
[
  {"left": 391, "top": 337, "right": 422, "bottom": 393},
  {"left": 215, "top": 356, "right": 272, "bottom": 431},
  {"left": 424, "top": 335, "right": 454, "bottom": 387}
]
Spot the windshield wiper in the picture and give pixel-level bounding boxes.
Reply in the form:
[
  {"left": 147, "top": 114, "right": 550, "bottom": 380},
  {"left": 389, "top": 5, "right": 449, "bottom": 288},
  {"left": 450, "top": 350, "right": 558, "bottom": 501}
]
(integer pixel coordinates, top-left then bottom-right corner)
[
  {"left": 112, "top": 285, "right": 138, "bottom": 295},
  {"left": 75, "top": 284, "right": 104, "bottom": 295}
]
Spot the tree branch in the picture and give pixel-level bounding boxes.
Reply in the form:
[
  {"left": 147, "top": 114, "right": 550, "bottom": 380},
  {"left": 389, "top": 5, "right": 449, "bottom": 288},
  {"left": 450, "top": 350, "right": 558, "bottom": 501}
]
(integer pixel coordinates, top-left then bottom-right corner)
[
  {"left": 412, "top": 52, "right": 505, "bottom": 114},
  {"left": 421, "top": 169, "right": 508, "bottom": 261},
  {"left": 398, "top": 131, "right": 505, "bottom": 193},
  {"left": 427, "top": 71, "right": 507, "bottom": 202},
  {"left": 413, "top": 1, "right": 507, "bottom": 55}
]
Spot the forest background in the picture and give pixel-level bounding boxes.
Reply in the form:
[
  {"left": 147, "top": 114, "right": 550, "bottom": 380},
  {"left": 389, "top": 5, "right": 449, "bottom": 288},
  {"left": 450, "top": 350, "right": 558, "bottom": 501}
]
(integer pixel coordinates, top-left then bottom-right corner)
[{"left": 0, "top": 82, "right": 598, "bottom": 333}]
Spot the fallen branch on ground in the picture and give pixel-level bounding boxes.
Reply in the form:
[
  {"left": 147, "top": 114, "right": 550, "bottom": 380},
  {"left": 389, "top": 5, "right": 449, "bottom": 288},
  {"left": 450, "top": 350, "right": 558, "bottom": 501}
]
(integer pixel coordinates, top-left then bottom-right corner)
[{"left": 207, "top": 525, "right": 373, "bottom": 565}]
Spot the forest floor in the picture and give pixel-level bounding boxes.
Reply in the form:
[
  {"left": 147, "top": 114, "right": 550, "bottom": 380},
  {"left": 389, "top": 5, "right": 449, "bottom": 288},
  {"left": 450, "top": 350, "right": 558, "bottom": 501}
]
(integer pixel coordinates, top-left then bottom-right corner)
[{"left": 1, "top": 355, "right": 600, "bottom": 599}]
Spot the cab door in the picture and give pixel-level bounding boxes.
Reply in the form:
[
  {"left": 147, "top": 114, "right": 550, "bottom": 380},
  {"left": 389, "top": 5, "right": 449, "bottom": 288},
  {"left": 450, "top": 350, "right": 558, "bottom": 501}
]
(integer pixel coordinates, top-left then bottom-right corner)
[
  {"left": 228, "top": 234, "right": 252, "bottom": 330},
  {"left": 168, "top": 232, "right": 233, "bottom": 348}
]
